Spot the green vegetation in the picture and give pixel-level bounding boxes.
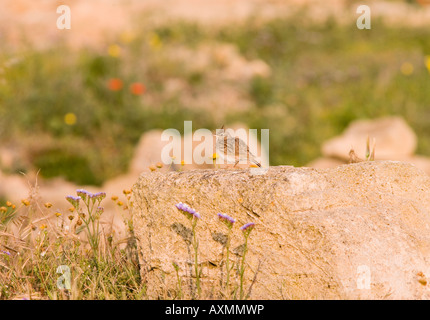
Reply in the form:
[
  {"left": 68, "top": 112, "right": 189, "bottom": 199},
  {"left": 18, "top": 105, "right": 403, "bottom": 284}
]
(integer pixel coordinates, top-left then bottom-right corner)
[
  {"left": 1, "top": 13, "right": 429, "bottom": 185},
  {"left": 0, "top": 190, "right": 144, "bottom": 300}
]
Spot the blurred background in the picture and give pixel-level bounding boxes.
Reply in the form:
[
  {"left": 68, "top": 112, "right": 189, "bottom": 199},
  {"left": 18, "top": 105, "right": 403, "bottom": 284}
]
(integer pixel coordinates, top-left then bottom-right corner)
[{"left": 0, "top": 0, "right": 430, "bottom": 189}]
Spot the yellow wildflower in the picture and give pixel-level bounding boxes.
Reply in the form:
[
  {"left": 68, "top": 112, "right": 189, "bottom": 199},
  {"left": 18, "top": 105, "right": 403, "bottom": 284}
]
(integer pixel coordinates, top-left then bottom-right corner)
[
  {"left": 108, "top": 44, "right": 122, "bottom": 58},
  {"left": 156, "top": 162, "right": 164, "bottom": 169},
  {"left": 426, "top": 55, "right": 430, "bottom": 73},
  {"left": 400, "top": 62, "right": 414, "bottom": 76},
  {"left": 64, "top": 113, "right": 77, "bottom": 126},
  {"left": 148, "top": 33, "right": 162, "bottom": 50}
]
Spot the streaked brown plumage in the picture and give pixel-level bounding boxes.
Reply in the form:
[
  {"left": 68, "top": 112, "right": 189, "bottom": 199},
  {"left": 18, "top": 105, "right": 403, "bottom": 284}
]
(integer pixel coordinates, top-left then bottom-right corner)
[{"left": 215, "top": 126, "right": 261, "bottom": 168}]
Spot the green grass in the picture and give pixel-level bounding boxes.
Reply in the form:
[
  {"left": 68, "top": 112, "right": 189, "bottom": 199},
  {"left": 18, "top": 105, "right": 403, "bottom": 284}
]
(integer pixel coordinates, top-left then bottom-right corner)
[
  {"left": 0, "top": 189, "right": 145, "bottom": 300},
  {"left": 1, "top": 11, "right": 430, "bottom": 184}
]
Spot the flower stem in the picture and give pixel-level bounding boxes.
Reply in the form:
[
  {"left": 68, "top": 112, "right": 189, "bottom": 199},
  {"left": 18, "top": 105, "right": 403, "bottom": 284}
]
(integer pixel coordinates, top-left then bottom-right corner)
[
  {"left": 239, "top": 234, "right": 249, "bottom": 300},
  {"left": 192, "top": 219, "right": 200, "bottom": 298},
  {"left": 225, "top": 227, "right": 232, "bottom": 299}
]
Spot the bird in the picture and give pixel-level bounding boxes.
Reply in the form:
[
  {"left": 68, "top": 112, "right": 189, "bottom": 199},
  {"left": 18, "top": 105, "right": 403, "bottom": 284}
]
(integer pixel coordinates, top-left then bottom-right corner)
[
  {"left": 348, "top": 148, "right": 363, "bottom": 164},
  {"left": 214, "top": 125, "right": 262, "bottom": 168}
]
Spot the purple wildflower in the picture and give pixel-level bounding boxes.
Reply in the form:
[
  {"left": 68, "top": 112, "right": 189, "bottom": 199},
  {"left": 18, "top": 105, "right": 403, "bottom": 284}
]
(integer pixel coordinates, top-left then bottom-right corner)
[
  {"left": 217, "top": 213, "right": 236, "bottom": 228},
  {"left": 94, "top": 192, "right": 106, "bottom": 201},
  {"left": 85, "top": 192, "right": 103, "bottom": 201},
  {"left": 175, "top": 202, "right": 200, "bottom": 219},
  {"left": 240, "top": 222, "right": 255, "bottom": 234},
  {"left": 1, "top": 250, "right": 11, "bottom": 256},
  {"left": 66, "top": 195, "right": 81, "bottom": 208},
  {"left": 93, "top": 206, "right": 104, "bottom": 219},
  {"left": 76, "top": 189, "right": 90, "bottom": 201},
  {"left": 86, "top": 191, "right": 106, "bottom": 202}
]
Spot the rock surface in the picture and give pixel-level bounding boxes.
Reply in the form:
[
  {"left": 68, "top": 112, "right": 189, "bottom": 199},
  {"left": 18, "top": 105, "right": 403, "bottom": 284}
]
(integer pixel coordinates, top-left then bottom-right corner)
[{"left": 132, "top": 161, "right": 430, "bottom": 299}]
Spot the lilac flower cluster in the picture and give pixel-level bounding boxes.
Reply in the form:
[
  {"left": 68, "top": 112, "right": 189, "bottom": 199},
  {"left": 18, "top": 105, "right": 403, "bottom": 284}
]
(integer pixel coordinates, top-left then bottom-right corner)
[
  {"left": 76, "top": 189, "right": 106, "bottom": 202},
  {"left": 67, "top": 190, "right": 106, "bottom": 208},
  {"left": 66, "top": 195, "right": 81, "bottom": 208},
  {"left": 1, "top": 250, "right": 11, "bottom": 256},
  {"left": 91, "top": 192, "right": 106, "bottom": 201},
  {"left": 76, "top": 189, "right": 89, "bottom": 201},
  {"left": 240, "top": 222, "right": 255, "bottom": 235},
  {"left": 217, "top": 213, "right": 236, "bottom": 228},
  {"left": 175, "top": 202, "right": 201, "bottom": 220}
]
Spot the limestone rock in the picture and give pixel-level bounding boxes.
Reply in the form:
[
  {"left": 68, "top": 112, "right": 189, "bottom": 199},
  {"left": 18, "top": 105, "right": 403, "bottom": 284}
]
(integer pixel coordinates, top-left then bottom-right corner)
[
  {"left": 322, "top": 117, "right": 417, "bottom": 161},
  {"left": 396, "top": 155, "right": 430, "bottom": 176},
  {"left": 132, "top": 161, "right": 430, "bottom": 299}
]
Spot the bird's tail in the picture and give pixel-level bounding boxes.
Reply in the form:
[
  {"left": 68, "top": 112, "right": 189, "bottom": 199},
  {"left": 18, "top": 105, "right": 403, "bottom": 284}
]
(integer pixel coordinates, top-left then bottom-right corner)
[{"left": 252, "top": 159, "right": 262, "bottom": 167}]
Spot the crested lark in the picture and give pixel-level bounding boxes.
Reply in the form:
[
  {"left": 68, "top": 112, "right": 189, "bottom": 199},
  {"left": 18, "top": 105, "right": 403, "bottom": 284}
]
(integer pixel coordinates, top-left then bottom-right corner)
[{"left": 214, "top": 126, "right": 262, "bottom": 168}]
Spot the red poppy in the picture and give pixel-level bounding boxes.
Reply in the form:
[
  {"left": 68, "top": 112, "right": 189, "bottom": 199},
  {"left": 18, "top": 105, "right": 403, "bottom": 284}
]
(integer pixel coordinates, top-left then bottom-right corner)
[
  {"left": 108, "top": 78, "right": 123, "bottom": 91},
  {"left": 130, "top": 82, "right": 146, "bottom": 95}
]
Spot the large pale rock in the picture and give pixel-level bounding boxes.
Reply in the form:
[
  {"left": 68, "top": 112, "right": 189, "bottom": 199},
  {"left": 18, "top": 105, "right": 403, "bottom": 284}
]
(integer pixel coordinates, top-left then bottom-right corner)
[
  {"left": 322, "top": 117, "right": 417, "bottom": 161},
  {"left": 396, "top": 155, "right": 430, "bottom": 177},
  {"left": 132, "top": 161, "right": 430, "bottom": 299}
]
